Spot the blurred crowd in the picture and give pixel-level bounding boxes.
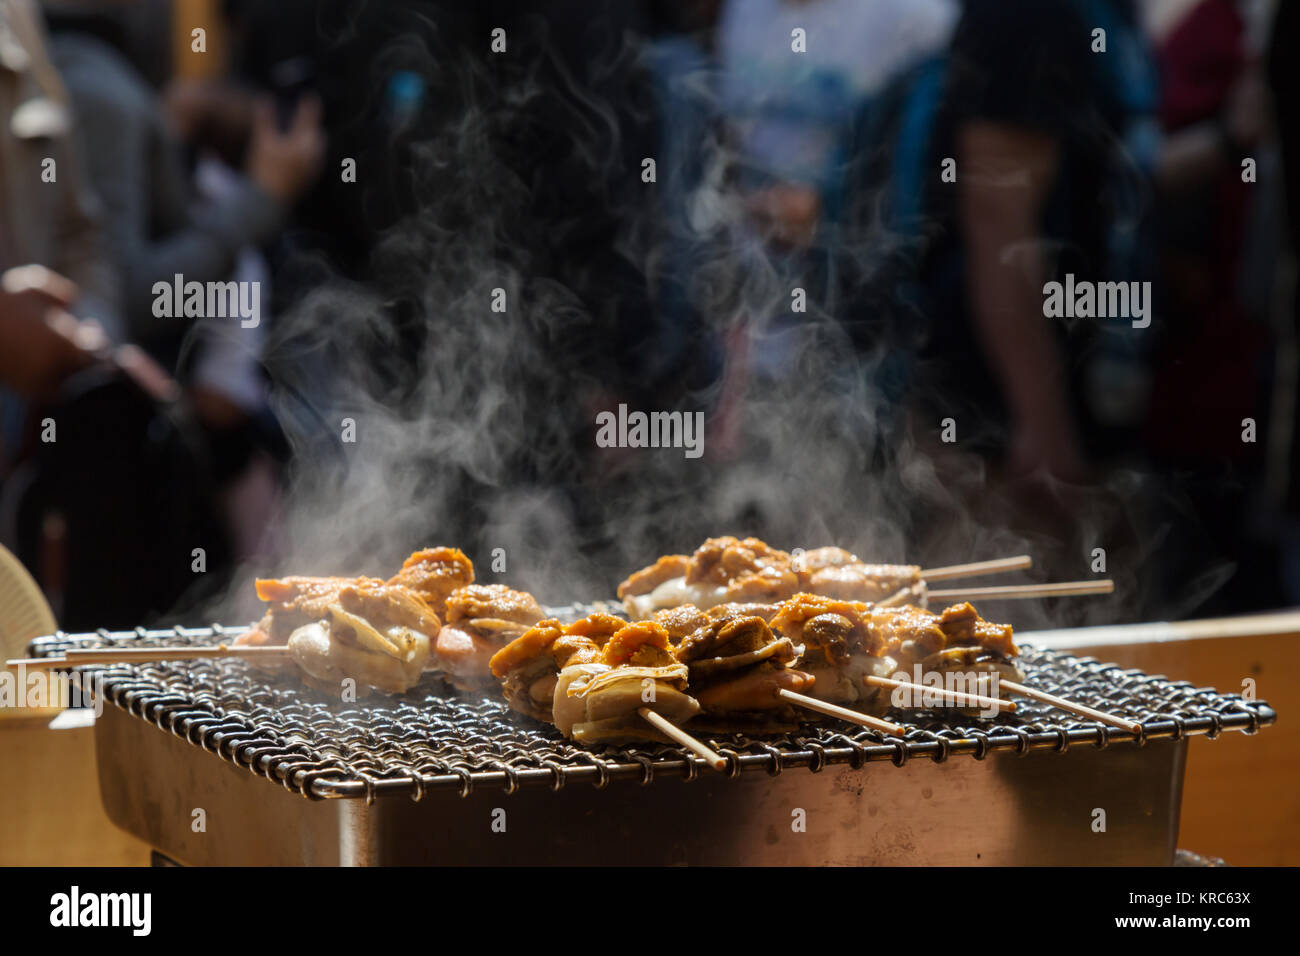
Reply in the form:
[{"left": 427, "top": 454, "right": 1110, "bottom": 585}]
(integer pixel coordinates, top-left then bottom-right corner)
[{"left": 0, "top": 0, "right": 1295, "bottom": 628}]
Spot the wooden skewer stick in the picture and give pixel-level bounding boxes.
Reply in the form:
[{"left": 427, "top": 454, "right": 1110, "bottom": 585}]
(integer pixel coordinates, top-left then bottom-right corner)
[
  {"left": 4, "top": 656, "right": 68, "bottom": 672},
  {"left": 863, "top": 675, "right": 1017, "bottom": 713},
  {"left": 776, "top": 688, "right": 906, "bottom": 735},
  {"left": 6, "top": 644, "right": 293, "bottom": 671},
  {"left": 979, "top": 675, "right": 1142, "bottom": 734},
  {"left": 64, "top": 644, "right": 291, "bottom": 664},
  {"left": 918, "top": 555, "right": 1032, "bottom": 582},
  {"left": 637, "top": 707, "right": 727, "bottom": 771},
  {"left": 877, "top": 556, "right": 1048, "bottom": 608},
  {"left": 70, "top": 645, "right": 291, "bottom": 665},
  {"left": 877, "top": 582, "right": 925, "bottom": 608},
  {"left": 928, "top": 580, "right": 1114, "bottom": 602}
]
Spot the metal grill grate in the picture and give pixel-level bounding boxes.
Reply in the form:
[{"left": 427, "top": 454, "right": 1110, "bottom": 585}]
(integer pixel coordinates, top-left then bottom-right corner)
[{"left": 27, "top": 611, "right": 1275, "bottom": 801}]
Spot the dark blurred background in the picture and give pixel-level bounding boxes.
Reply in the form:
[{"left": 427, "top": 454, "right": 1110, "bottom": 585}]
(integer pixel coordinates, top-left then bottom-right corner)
[{"left": 1, "top": 0, "right": 1296, "bottom": 630}]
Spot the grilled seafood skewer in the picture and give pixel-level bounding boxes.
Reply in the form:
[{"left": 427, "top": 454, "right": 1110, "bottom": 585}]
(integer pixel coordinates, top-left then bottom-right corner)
[
  {"left": 489, "top": 615, "right": 706, "bottom": 747},
  {"left": 767, "top": 593, "right": 903, "bottom": 714},
  {"left": 434, "top": 584, "right": 546, "bottom": 691},
  {"left": 617, "top": 536, "right": 1032, "bottom": 618},
  {"left": 233, "top": 548, "right": 545, "bottom": 695},
  {"left": 233, "top": 571, "right": 448, "bottom": 694},
  {"left": 654, "top": 603, "right": 817, "bottom": 733},
  {"left": 765, "top": 593, "right": 1023, "bottom": 716},
  {"left": 834, "top": 594, "right": 1138, "bottom": 730},
  {"left": 729, "top": 593, "right": 1024, "bottom": 722}
]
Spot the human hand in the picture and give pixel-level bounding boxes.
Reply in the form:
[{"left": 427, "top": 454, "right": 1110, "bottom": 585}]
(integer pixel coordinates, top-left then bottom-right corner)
[
  {"left": 246, "top": 95, "right": 325, "bottom": 204},
  {"left": 0, "top": 266, "right": 99, "bottom": 399}
]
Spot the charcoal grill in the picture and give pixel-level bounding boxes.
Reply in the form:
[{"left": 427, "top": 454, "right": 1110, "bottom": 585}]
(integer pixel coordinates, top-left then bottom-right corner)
[{"left": 27, "top": 606, "right": 1275, "bottom": 865}]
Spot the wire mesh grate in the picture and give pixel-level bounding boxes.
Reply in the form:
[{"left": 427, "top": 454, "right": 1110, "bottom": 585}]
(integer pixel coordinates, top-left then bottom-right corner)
[{"left": 26, "top": 610, "right": 1275, "bottom": 801}]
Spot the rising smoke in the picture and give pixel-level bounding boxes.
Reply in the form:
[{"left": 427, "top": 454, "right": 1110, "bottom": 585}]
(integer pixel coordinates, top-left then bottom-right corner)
[{"left": 194, "top": 6, "right": 1229, "bottom": 631}]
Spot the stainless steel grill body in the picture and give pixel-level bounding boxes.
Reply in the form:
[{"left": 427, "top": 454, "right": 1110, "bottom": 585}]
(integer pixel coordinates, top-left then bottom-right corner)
[
  {"left": 28, "top": 617, "right": 1274, "bottom": 866},
  {"left": 94, "top": 701, "right": 1188, "bottom": 865}
]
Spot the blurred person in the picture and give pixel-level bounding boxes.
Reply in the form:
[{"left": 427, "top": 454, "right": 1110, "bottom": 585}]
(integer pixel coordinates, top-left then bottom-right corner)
[
  {"left": 43, "top": 1, "right": 324, "bottom": 564},
  {"left": 0, "top": 0, "right": 118, "bottom": 328},
  {"left": 915, "top": 0, "right": 1161, "bottom": 485},
  {"left": 636, "top": 0, "right": 961, "bottom": 523},
  {"left": 709, "top": 0, "right": 959, "bottom": 384},
  {"left": 907, "top": 0, "right": 1288, "bottom": 616},
  {"left": 716, "top": 0, "right": 958, "bottom": 252},
  {"left": 0, "top": 264, "right": 234, "bottom": 631},
  {"left": 832, "top": 0, "right": 1167, "bottom": 616},
  {"left": 1144, "top": 0, "right": 1273, "bottom": 461},
  {"left": 0, "top": 267, "right": 102, "bottom": 403},
  {"left": 42, "top": 0, "right": 323, "bottom": 367},
  {"left": 1140, "top": 0, "right": 1280, "bottom": 609},
  {"left": 2, "top": 0, "right": 116, "bottom": 478},
  {"left": 1, "top": 0, "right": 234, "bottom": 628}
]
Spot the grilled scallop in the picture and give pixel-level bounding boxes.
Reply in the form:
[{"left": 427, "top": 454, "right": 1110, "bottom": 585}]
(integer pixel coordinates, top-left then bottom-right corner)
[
  {"left": 552, "top": 664, "right": 699, "bottom": 743},
  {"left": 492, "top": 616, "right": 702, "bottom": 743},
  {"left": 287, "top": 620, "right": 431, "bottom": 694}
]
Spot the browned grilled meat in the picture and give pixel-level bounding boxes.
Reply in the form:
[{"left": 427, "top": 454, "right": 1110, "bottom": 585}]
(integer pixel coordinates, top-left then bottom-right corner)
[
  {"left": 239, "top": 575, "right": 386, "bottom": 646},
  {"left": 768, "top": 593, "right": 914, "bottom": 709},
  {"left": 435, "top": 584, "right": 546, "bottom": 690},
  {"left": 233, "top": 549, "right": 476, "bottom": 695},
  {"left": 617, "top": 554, "right": 690, "bottom": 600},
  {"left": 897, "top": 602, "right": 1023, "bottom": 690},
  {"left": 386, "top": 547, "right": 475, "bottom": 618},
  {"left": 798, "top": 563, "right": 921, "bottom": 603},
  {"left": 620, "top": 536, "right": 922, "bottom": 616},
  {"left": 671, "top": 604, "right": 812, "bottom": 728}
]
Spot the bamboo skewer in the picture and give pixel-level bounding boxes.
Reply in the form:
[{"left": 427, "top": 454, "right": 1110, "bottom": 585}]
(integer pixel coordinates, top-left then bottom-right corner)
[
  {"left": 868, "top": 672, "right": 1139, "bottom": 733},
  {"left": 877, "top": 579, "right": 1114, "bottom": 609},
  {"left": 863, "top": 674, "right": 1017, "bottom": 713},
  {"left": 928, "top": 580, "right": 1114, "bottom": 601},
  {"left": 776, "top": 688, "right": 906, "bottom": 735},
  {"left": 6, "top": 644, "right": 291, "bottom": 671},
  {"left": 5, "top": 656, "right": 67, "bottom": 672},
  {"left": 65, "top": 644, "right": 291, "bottom": 664},
  {"left": 918, "top": 555, "right": 1032, "bottom": 582},
  {"left": 878, "top": 583, "right": 924, "bottom": 608},
  {"left": 637, "top": 707, "right": 728, "bottom": 771},
  {"left": 987, "top": 676, "right": 1142, "bottom": 734}
]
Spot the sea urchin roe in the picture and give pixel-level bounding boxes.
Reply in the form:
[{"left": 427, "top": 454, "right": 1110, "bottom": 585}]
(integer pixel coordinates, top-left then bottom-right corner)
[
  {"left": 617, "top": 554, "right": 691, "bottom": 599},
  {"left": 337, "top": 583, "right": 441, "bottom": 638},
  {"left": 936, "top": 602, "right": 1018, "bottom": 658},
  {"left": 684, "top": 536, "right": 794, "bottom": 587},
  {"left": 488, "top": 619, "right": 566, "bottom": 677},
  {"left": 444, "top": 584, "right": 544, "bottom": 626},
  {"left": 565, "top": 612, "right": 629, "bottom": 645},
  {"left": 653, "top": 604, "right": 712, "bottom": 642},
  {"left": 675, "top": 611, "right": 794, "bottom": 668},
  {"left": 620, "top": 537, "right": 929, "bottom": 615},
  {"left": 769, "top": 593, "right": 890, "bottom": 657},
  {"left": 244, "top": 574, "right": 431, "bottom": 647},
  {"left": 602, "top": 620, "right": 674, "bottom": 667},
  {"left": 386, "top": 546, "right": 475, "bottom": 616}
]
